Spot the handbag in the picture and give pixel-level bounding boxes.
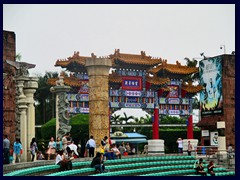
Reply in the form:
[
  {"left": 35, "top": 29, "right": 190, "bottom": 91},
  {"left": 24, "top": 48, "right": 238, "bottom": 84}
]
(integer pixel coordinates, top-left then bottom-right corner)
[{"left": 86, "top": 144, "right": 90, "bottom": 149}]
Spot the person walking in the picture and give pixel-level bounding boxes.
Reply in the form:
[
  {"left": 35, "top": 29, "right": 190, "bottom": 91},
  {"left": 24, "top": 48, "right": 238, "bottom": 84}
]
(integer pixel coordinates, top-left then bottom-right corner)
[
  {"left": 30, "top": 137, "right": 38, "bottom": 161},
  {"left": 86, "top": 135, "right": 96, "bottom": 157},
  {"left": 3, "top": 134, "right": 10, "bottom": 164},
  {"left": 13, "top": 138, "right": 22, "bottom": 163},
  {"left": 176, "top": 137, "right": 183, "bottom": 153},
  {"left": 187, "top": 140, "right": 193, "bottom": 156}
]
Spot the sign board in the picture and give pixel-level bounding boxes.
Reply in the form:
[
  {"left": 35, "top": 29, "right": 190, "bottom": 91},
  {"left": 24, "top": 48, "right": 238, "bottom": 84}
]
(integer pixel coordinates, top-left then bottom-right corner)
[
  {"left": 122, "top": 76, "right": 142, "bottom": 91},
  {"left": 201, "top": 130, "right": 209, "bottom": 137},
  {"left": 210, "top": 131, "right": 218, "bottom": 146},
  {"left": 199, "top": 56, "right": 223, "bottom": 116}
]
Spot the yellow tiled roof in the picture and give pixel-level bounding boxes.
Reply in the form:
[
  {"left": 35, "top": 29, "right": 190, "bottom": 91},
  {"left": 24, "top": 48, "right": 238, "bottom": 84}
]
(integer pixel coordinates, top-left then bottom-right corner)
[
  {"left": 47, "top": 74, "right": 80, "bottom": 87},
  {"left": 109, "top": 72, "right": 122, "bottom": 83},
  {"left": 160, "top": 87, "right": 170, "bottom": 92},
  {"left": 146, "top": 75, "right": 170, "bottom": 85},
  {"left": 55, "top": 51, "right": 88, "bottom": 67},
  {"left": 181, "top": 81, "right": 204, "bottom": 93},
  {"left": 148, "top": 60, "right": 198, "bottom": 75},
  {"left": 109, "top": 49, "right": 162, "bottom": 66}
]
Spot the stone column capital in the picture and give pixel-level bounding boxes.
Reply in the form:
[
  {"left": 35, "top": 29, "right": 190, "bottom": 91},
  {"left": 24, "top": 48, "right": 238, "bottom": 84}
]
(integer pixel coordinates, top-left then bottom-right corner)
[
  {"left": 85, "top": 58, "right": 112, "bottom": 76},
  {"left": 50, "top": 85, "right": 71, "bottom": 94}
]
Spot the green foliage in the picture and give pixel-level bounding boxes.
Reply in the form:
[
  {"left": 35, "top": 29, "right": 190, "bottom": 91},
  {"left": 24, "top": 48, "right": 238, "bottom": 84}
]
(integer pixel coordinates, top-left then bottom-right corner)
[
  {"left": 41, "top": 118, "right": 56, "bottom": 139},
  {"left": 160, "top": 115, "right": 187, "bottom": 124},
  {"left": 69, "top": 114, "right": 89, "bottom": 144},
  {"left": 35, "top": 71, "right": 59, "bottom": 124},
  {"left": 40, "top": 114, "right": 89, "bottom": 144}
]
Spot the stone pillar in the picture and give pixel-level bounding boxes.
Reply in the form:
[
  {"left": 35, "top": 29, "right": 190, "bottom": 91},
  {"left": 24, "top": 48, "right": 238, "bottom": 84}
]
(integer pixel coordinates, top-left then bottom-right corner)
[
  {"left": 148, "top": 93, "right": 164, "bottom": 154},
  {"left": 16, "top": 79, "right": 28, "bottom": 162},
  {"left": 50, "top": 77, "right": 71, "bottom": 139},
  {"left": 85, "top": 56, "right": 112, "bottom": 151},
  {"left": 217, "top": 121, "right": 227, "bottom": 158},
  {"left": 23, "top": 77, "right": 38, "bottom": 161}
]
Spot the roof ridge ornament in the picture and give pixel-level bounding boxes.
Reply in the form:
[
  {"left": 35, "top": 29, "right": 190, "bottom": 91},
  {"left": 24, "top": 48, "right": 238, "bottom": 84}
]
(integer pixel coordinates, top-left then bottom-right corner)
[
  {"left": 114, "top": 49, "right": 120, "bottom": 57},
  {"left": 91, "top": 52, "right": 97, "bottom": 59},
  {"left": 141, "top": 51, "right": 146, "bottom": 59},
  {"left": 176, "top": 60, "right": 181, "bottom": 66}
]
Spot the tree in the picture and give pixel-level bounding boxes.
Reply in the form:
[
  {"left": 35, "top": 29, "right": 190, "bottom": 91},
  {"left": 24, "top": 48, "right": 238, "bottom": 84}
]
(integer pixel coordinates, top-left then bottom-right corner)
[
  {"left": 15, "top": 52, "right": 22, "bottom": 61},
  {"left": 183, "top": 57, "right": 200, "bottom": 82},
  {"left": 110, "top": 114, "right": 121, "bottom": 124},
  {"left": 142, "top": 114, "right": 152, "bottom": 124},
  {"left": 35, "top": 71, "right": 59, "bottom": 124},
  {"left": 119, "top": 112, "right": 134, "bottom": 124}
]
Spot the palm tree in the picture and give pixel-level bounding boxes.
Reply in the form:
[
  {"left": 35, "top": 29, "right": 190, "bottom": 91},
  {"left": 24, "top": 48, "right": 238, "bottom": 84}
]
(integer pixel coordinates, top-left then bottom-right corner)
[
  {"left": 142, "top": 114, "right": 152, "bottom": 124},
  {"left": 119, "top": 112, "right": 134, "bottom": 124},
  {"left": 183, "top": 57, "right": 199, "bottom": 82},
  {"left": 110, "top": 114, "right": 121, "bottom": 124}
]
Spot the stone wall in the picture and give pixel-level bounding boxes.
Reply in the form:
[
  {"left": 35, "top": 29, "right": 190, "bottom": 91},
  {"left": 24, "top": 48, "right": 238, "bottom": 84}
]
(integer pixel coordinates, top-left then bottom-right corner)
[
  {"left": 3, "top": 30, "right": 16, "bottom": 146},
  {"left": 222, "top": 55, "right": 235, "bottom": 147}
]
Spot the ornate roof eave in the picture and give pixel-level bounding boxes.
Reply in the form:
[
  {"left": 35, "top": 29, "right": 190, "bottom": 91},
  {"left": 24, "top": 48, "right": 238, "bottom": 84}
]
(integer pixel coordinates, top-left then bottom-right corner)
[
  {"left": 55, "top": 51, "right": 89, "bottom": 72},
  {"left": 181, "top": 81, "right": 204, "bottom": 93},
  {"left": 109, "top": 49, "right": 162, "bottom": 67},
  {"left": 109, "top": 72, "right": 122, "bottom": 84},
  {"left": 47, "top": 75, "right": 81, "bottom": 87},
  {"left": 148, "top": 60, "right": 198, "bottom": 76},
  {"left": 146, "top": 75, "right": 170, "bottom": 86}
]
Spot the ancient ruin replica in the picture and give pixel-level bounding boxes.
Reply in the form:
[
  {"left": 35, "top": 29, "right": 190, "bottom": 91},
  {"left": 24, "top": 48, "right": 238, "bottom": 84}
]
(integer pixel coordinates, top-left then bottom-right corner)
[
  {"left": 48, "top": 49, "right": 203, "bottom": 153},
  {"left": 3, "top": 30, "right": 38, "bottom": 162}
]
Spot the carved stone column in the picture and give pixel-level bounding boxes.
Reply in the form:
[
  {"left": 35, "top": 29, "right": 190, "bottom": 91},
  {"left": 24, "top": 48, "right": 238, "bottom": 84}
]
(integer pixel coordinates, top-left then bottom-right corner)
[
  {"left": 50, "top": 76, "right": 71, "bottom": 139},
  {"left": 85, "top": 56, "right": 112, "bottom": 151},
  {"left": 16, "top": 78, "right": 28, "bottom": 162},
  {"left": 23, "top": 77, "right": 38, "bottom": 161}
]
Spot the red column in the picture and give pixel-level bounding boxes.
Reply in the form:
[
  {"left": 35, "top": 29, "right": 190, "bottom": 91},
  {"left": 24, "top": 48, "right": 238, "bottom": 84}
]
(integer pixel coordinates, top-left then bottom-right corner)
[
  {"left": 152, "top": 107, "right": 159, "bottom": 139},
  {"left": 187, "top": 115, "right": 193, "bottom": 139}
]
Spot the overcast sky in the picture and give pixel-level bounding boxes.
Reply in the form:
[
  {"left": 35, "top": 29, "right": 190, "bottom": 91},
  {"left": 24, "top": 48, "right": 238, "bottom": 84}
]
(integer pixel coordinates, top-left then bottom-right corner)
[{"left": 3, "top": 4, "right": 235, "bottom": 118}]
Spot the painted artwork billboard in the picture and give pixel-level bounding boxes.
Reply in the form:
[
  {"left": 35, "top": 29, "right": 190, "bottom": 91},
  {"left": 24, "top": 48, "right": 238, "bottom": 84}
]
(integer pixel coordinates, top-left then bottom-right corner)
[{"left": 199, "top": 56, "right": 223, "bottom": 116}]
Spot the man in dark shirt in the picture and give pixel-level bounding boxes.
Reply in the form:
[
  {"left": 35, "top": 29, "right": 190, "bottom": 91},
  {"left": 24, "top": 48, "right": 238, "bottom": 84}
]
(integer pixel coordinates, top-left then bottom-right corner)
[{"left": 3, "top": 135, "right": 10, "bottom": 164}]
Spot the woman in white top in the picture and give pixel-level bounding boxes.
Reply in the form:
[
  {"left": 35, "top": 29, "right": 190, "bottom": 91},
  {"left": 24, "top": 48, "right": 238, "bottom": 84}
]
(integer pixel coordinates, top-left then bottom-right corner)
[{"left": 176, "top": 138, "right": 183, "bottom": 153}]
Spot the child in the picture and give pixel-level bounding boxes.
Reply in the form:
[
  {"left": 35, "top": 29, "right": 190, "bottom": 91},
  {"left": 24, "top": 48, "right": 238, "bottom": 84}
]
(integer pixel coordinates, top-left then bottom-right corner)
[{"left": 37, "top": 151, "right": 45, "bottom": 160}]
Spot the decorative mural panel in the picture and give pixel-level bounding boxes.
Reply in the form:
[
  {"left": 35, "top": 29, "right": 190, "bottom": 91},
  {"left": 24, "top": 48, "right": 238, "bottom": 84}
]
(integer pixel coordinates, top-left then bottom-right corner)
[
  {"left": 78, "top": 81, "right": 89, "bottom": 94},
  {"left": 167, "top": 85, "right": 179, "bottom": 98},
  {"left": 76, "top": 74, "right": 89, "bottom": 80},
  {"left": 168, "top": 98, "right": 180, "bottom": 104},
  {"left": 68, "top": 93, "right": 89, "bottom": 101},
  {"left": 199, "top": 56, "right": 223, "bottom": 116},
  {"left": 159, "top": 98, "right": 189, "bottom": 105},
  {"left": 124, "top": 90, "right": 142, "bottom": 97},
  {"left": 146, "top": 91, "right": 154, "bottom": 97},
  {"left": 122, "top": 76, "right": 142, "bottom": 90},
  {"left": 181, "top": 98, "right": 190, "bottom": 105},
  {"left": 159, "top": 109, "right": 189, "bottom": 115},
  {"left": 68, "top": 107, "right": 89, "bottom": 114}
]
